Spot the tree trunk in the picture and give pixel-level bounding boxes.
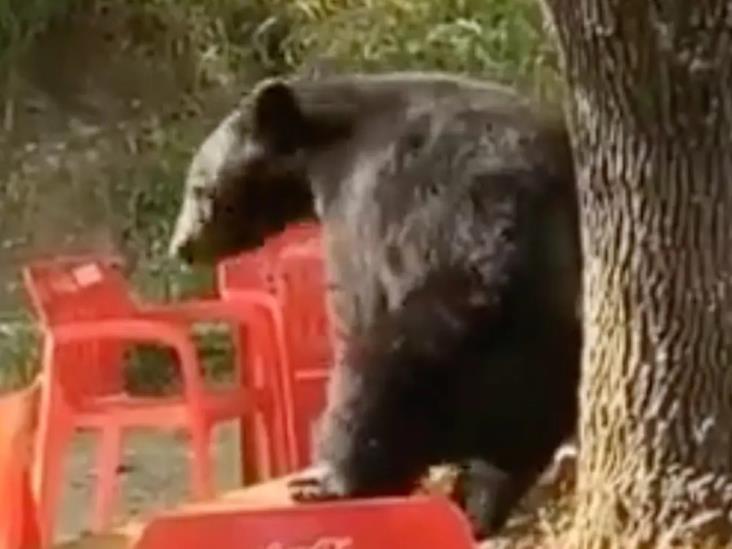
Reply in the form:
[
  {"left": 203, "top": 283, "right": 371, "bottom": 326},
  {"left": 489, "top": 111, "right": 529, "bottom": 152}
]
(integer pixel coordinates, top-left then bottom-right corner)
[{"left": 539, "top": 2, "right": 732, "bottom": 546}]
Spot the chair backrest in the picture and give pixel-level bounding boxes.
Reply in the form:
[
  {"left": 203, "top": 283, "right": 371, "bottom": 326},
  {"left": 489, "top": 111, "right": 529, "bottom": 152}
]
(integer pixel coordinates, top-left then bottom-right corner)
[
  {"left": 0, "top": 382, "right": 41, "bottom": 549},
  {"left": 134, "top": 496, "right": 474, "bottom": 549},
  {"left": 216, "top": 222, "right": 322, "bottom": 299},
  {"left": 275, "top": 242, "right": 334, "bottom": 468},
  {"left": 22, "top": 255, "right": 135, "bottom": 327},
  {"left": 217, "top": 250, "right": 274, "bottom": 299},
  {"left": 265, "top": 222, "right": 321, "bottom": 257},
  {"left": 22, "top": 255, "right": 133, "bottom": 399}
]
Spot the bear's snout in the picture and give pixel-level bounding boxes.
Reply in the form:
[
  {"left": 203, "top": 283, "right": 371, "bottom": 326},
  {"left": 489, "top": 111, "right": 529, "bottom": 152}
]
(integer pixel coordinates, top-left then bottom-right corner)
[{"left": 167, "top": 224, "right": 197, "bottom": 263}]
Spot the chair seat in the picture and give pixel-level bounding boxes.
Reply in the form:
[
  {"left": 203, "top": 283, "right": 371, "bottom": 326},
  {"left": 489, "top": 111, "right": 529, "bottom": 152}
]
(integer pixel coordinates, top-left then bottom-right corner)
[
  {"left": 74, "top": 388, "right": 266, "bottom": 429},
  {"left": 133, "top": 495, "right": 475, "bottom": 549}
]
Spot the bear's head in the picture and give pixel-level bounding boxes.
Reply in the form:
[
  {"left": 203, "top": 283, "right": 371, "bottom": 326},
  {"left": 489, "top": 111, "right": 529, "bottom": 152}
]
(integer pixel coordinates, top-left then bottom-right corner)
[
  {"left": 168, "top": 79, "right": 333, "bottom": 264},
  {"left": 168, "top": 71, "right": 551, "bottom": 265}
]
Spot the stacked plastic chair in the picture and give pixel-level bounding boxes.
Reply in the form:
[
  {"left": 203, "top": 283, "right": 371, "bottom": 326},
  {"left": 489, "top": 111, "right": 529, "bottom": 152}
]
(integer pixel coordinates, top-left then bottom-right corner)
[
  {"left": 217, "top": 222, "right": 336, "bottom": 471},
  {"left": 22, "top": 255, "right": 290, "bottom": 546},
  {"left": 273, "top": 237, "right": 334, "bottom": 469}
]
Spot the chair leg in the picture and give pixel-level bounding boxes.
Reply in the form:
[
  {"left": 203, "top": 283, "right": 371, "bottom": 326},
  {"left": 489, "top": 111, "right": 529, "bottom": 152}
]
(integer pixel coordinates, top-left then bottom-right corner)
[
  {"left": 240, "top": 414, "right": 263, "bottom": 485},
  {"left": 91, "top": 427, "right": 122, "bottom": 533},
  {"left": 32, "top": 394, "right": 73, "bottom": 549},
  {"left": 189, "top": 422, "right": 214, "bottom": 500},
  {"left": 20, "top": 468, "right": 41, "bottom": 549}
]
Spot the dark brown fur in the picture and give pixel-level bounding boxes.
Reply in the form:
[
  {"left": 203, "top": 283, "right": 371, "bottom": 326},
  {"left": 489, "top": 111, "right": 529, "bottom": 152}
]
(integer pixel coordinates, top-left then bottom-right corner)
[{"left": 168, "top": 71, "right": 581, "bottom": 539}]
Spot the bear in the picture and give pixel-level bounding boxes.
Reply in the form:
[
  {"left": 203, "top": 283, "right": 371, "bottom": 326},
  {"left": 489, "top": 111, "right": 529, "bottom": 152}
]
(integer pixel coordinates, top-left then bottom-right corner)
[{"left": 168, "top": 71, "right": 581, "bottom": 539}]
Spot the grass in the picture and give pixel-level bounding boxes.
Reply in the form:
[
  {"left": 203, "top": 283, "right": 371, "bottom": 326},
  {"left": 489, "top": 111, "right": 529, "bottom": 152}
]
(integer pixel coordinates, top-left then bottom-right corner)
[{"left": 0, "top": 316, "right": 39, "bottom": 390}]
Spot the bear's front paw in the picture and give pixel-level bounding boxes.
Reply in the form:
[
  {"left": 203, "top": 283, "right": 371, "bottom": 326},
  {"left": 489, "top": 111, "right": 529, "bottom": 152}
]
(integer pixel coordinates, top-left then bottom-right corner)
[
  {"left": 288, "top": 476, "right": 338, "bottom": 502},
  {"left": 288, "top": 465, "right": 347, "bottom": 503}
]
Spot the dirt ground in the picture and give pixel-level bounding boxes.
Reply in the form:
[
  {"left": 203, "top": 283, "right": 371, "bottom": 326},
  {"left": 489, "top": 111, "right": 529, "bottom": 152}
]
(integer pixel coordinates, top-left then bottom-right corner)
[{"left": 56, "top": 423, "right": 241, "bottom": 545}]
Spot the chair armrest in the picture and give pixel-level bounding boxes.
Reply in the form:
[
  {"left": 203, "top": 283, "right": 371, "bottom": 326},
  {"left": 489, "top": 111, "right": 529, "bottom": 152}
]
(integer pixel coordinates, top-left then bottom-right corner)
[
  {"left": 137, "top": 296, "right": 291, "bottom": 413},
  {"left": 51, "top": 319, "right": 207, "bottom": 406},
  {"left": 138, "top": 295, "right": 282, "bottom": 327}
]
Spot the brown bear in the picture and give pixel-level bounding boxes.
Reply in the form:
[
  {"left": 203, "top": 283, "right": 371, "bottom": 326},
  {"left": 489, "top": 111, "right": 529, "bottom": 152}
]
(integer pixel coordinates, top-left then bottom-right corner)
[{"left": 168, "top": 71, "right": 581, "bottom": 539}]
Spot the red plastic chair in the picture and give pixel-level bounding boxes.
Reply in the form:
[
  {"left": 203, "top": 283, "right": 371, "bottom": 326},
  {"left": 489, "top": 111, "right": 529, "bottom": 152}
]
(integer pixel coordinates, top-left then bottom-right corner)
[
  {"left": 22, "top": 256, "right": 290, "bottom": 546},
  {"left": 274, "top": 241, "right": 336, "bottom": 469},
  {"left": 133, "top": 496, "right": 474, "bottom": 549},
  {"left": 217, "top": 223, "right": 334, "bottom": 470},
  {"left": 0, "top": 380, "right": 41, "bottom": 549},
  {"left": 216, "top": 222, "right": 322, "bottom": 300}
]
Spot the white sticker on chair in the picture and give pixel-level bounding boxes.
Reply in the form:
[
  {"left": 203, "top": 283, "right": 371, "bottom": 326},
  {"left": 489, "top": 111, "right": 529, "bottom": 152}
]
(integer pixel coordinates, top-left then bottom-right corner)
[{"left": 72, "top": 263, "right": 103, "bottom": 287}]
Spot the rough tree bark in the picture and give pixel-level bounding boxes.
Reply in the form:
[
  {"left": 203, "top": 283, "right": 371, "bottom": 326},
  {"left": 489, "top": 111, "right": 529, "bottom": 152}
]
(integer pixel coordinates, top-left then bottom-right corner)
[{"left": 539, "top": 2, "right": 732, "bottom": 546}]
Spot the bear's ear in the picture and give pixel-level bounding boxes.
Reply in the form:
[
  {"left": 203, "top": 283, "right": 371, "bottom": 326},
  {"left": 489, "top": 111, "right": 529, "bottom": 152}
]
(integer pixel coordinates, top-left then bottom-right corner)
[{"left": 252, "top": 79, "right": 307, "bottom": 154}]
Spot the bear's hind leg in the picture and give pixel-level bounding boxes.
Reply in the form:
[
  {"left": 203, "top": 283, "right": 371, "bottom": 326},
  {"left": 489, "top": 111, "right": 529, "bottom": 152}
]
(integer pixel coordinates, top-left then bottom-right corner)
[{"left": 453, "top": 458, "right": 540, "bottom": 540}]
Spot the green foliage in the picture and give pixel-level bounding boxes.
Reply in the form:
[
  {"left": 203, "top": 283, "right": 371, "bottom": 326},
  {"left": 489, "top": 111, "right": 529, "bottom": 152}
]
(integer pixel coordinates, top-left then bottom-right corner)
[
  {"left": 267, "top": 0, "right": 561, "bottom": 100},
  {"left": 0, "top": 0, "right": 561, "bottom": 390},
  {"left": 0, "top": 317, "right": 39, "bottom": 391},
  {"left": 0, "top": 0, "right": 68, "bottom": 68},
  {"left": 109, "top": 117, "right": 218, "bottom": 301}
]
